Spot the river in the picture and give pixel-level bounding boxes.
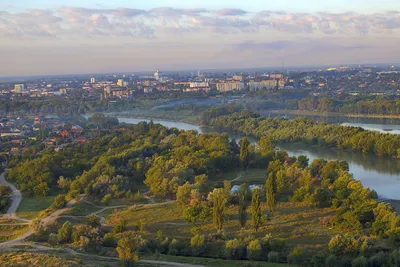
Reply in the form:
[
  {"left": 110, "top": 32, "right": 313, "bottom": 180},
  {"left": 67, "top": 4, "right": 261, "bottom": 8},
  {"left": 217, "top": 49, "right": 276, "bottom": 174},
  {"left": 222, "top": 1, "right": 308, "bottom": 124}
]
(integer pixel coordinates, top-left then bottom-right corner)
[{"left": 117, "top": 117, "right": 400, "bottom": 200}]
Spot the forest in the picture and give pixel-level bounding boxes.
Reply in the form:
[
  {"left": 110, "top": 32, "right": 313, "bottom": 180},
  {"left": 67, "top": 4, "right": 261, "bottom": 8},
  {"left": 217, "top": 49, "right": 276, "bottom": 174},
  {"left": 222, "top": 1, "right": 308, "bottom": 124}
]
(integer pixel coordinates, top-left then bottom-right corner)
[{"left": 203, "top": 108, "right": 400, "bottom": 157}]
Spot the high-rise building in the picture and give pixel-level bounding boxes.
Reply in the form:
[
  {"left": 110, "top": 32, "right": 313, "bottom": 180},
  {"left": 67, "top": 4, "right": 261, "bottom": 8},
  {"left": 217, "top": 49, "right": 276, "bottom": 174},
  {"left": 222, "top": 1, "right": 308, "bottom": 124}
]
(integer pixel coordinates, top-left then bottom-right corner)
[
  {"left": 216, "top": 82, "right": 245, "bottom": 92},
  {"left": 14, "top": 84, "right": 25, "bottom": 94},
  {"left": 90, "top": 77, "right": 96, "bottom": 84},
  {"left": 117, "top": 79, "right": 124, "bottom": 87}
]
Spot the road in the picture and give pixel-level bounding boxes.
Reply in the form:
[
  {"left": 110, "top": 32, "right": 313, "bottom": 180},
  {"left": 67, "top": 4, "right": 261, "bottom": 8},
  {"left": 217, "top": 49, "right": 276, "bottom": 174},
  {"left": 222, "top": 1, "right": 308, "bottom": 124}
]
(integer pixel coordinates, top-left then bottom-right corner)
[{"left": 0, "top": 172, "right": 22, "bottom": 218}]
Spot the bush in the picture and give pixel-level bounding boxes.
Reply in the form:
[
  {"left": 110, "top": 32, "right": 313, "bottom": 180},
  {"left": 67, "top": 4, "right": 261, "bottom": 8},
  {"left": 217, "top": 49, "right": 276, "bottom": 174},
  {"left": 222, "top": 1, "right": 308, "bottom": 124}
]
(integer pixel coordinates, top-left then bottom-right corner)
[
  {"left": 311, "top": 253, "right": 327, "bottom": 267},
  {"left": 112, "top": 219, "right": 125, "bottom": 234},
  {"left": 191, "top": 235, "right": 205, "bottom": 256},
  {"left": 50, "top": 194, "right": 67, "bottom": 210},
  {"left": 247, "top": 239, "right": 262, "bottom": 261},
  {"left": 87, "top": 214, "right": 101, "bottom": 228},
  {"left": 352, "top": 256, "right": 367, "bottom": 267},
  {"left": 168, "top": 239, "right": 182, "bottom": 256},
  {"left": 101, "top": 194, "right": 112, "bottom": 206},
  {"left": 159, "top": 237, "right": 170, "bottom": 254},
  {"left": 368, "top": 251, "right": 387, "bottom": 267},
  {"left": 389, "top": 248, "right": 400, "bottom": 267},
  {"left": 225, "top": 239, "right": 245, "bottom": 260},
  {"left": 287, "top": 246, "right": 305, "bottom": 265},
  {"left": 268, "top": 251, "right": 279, "bottom": 263},
  {"left": 325, "top": 255, "right": 339, "bottom": 267},
  {"left": 48, "top": 233, "right": 58, "bottom": 245},
  {"left": 57, "top": 221, "right": 72, "bottom": 243},
  {"left": 102, "top": 233, "right": 117, "bottom": 247}
]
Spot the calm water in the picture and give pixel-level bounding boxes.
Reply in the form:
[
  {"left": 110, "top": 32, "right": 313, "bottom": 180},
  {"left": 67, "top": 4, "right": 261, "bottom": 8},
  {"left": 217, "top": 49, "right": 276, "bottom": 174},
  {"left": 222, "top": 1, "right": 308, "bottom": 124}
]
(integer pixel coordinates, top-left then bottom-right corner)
[{"left": 117, "top": 117, "right": 400, "bottom": 200}]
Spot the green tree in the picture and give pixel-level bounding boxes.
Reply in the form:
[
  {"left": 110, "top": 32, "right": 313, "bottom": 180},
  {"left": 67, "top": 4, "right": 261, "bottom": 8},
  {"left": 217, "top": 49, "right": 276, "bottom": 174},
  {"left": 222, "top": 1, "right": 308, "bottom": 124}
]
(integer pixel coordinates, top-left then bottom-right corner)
[
  {"left": 87, "top": 214, "right": 101, "bottom": 228},
  {"left": 116, "top": 234, "right": 141, "bottom": 267},
  {"left": 251, "top": 187, "right": 263, "bottom": 231},
  {"left": 239, "top": 137, "right": 250, "bottom": 169},
  {"left": 50, "top": 194, "right": 66, "bottom": 210},
  {"left": 266, "top": 173, "right": 276, "bottom": 212},
  {"left": 238, "top": 184, "right": 248, "bottom": 229},
  {"left": 210, "top": 188, "right": 227, "bottom": 231},
  {"left": 57, "top": 221, "right": 72, "bottom": 243},
  {"left": 30, "top": 219, "right": 44, "bottom": 235},
  {"left": 190, "top": 234, "right": 206, "bottom": 256},
  {"left": 176, "top": 182, "right": 192, "bottom": 207}
]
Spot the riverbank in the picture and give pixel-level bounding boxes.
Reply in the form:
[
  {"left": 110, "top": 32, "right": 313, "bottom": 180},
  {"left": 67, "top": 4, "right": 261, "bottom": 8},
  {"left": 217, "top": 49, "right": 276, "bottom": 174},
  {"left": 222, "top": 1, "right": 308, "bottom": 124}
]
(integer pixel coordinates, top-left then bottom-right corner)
[
  {"left": 107, "top": 110, "right": 202, "bottom": 125},
  {"left": 266, "top": 110, "right": 400, "bottom": 119}
]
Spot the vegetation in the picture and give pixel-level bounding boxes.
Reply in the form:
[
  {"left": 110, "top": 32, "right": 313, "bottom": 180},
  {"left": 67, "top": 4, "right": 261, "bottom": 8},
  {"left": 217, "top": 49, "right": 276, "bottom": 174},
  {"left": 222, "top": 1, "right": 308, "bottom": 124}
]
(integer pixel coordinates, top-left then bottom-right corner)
[{"left": 204, "top": 108, "right": 400, "bottom": 157}]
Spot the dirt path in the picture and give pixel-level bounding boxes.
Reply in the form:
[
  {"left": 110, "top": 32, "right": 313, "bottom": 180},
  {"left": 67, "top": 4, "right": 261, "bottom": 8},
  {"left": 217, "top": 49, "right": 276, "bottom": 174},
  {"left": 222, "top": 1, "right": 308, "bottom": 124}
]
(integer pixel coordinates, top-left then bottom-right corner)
[
  {"left": 231, "top": 171, "right": 244, "bottom": 182},
  {"left": 0, "top": 172, "right": 22, "bottom": 219}
]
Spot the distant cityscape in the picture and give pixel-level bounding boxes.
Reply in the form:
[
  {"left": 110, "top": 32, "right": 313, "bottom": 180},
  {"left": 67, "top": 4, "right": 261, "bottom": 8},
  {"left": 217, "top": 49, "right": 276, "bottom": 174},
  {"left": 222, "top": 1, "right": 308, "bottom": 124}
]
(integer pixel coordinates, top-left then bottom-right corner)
[{"left": 1, "top": 65, "right": 399, "bottom": 100}]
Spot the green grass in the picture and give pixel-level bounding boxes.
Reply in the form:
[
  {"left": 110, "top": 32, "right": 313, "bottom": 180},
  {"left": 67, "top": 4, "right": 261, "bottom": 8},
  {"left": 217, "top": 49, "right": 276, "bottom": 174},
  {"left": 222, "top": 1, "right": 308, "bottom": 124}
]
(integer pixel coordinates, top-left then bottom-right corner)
[
  {"left": 65, "top": 202, "right": 102, "bottom": 216},
  {"left": 16, "top": 195, "right": 56, "bottom": 219},
  {"left": 142, "top": 254, "right": 295, "bottom": 267},
  {"left": 222, "top": 168, "right": 267, "bottom": 185},
  {"left": 106, "top": 201, "right": 338, "bottom": 252},
  {"left": 0, "top": 225, "right": 29, "bottom": 242}
]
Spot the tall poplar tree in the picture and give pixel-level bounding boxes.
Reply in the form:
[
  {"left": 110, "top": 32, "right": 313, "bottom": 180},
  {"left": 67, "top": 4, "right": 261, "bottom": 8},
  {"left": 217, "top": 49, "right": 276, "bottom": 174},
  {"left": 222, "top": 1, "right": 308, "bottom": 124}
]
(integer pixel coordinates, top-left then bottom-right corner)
[
  {"left": 251, "top": 187, "right": 263, "bottom": 232},
  {"left": 238, "top": 184, "right": 248, "bottom": 229},
  {"left": 266, "top": 173, "right": 276, "bottom": 212},
  {"left": 239, "top": 137, "right": 250, "bottom": 169}
]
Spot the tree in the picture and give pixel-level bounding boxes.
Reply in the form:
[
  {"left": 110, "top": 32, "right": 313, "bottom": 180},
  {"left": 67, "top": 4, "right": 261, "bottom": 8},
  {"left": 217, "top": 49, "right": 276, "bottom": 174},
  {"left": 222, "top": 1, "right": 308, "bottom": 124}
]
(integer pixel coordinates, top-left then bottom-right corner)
[
  {"left": 266, "top": 173, "right": 276, "bottom": 212},
  {"left": 57, "top": 176, "right": 71, "bottom": 192},
  {"left": 116, "top": 234, "right": 141, "bottom": 267},
  {"left": 238, "top": 184, "right": 248, "bottom": 229},
  {"left": 211, "top": 188, "right": 227, "bottom": 231},
  {"left": 57, "top": 221, "right": 72, "bottom": 243},
  {"left": 251, "top": 187, "right": 263, "bottom": 231},
  {"left": 259, "top": 136, "right": 274, "bottom": 156},
  {"left": 176, "top": 182, "right": 192, "bottom": 207},
  {"left": 87, "top": 214, "right": 101, "bottom": 228},
  {"left": 30, "top": 218, "right": 44, "bottom": 235},
  {"left": 50, "top": 194, "right": 66, "bottom": 210},
  {"left": 34, "top": 182, "right": 49, "bottom": 197},
  {"left": 239, "top": 137, "right": 250, "bottom": 169},
  {"left": 297, "top": 155, "right": 309, "bottom": 169},
  {"left": 190, "top": 234, "right": 206, "bottom": 256}
]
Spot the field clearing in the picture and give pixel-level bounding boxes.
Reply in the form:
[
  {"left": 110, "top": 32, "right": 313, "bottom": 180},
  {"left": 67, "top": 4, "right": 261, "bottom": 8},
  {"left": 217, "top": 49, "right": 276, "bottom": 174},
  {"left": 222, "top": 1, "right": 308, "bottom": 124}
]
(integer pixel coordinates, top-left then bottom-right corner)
[
  {"left": 16, "top": 195, "right": 55, "bottom": 219},
  {"left": 222, "top": 168, "right": 267, "bottom": 185},
  {"left": 106, "top": 201, "right": 338, "bottom": 251},
  {"left": 142, "top": 254, "right": 295, "bottom": 267}
]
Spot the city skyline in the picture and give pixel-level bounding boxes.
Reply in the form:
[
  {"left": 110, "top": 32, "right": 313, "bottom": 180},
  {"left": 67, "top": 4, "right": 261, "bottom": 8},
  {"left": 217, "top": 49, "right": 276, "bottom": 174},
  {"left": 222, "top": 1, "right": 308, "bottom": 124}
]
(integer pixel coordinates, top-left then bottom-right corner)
[{"left": 1, "top": 1, "right": 400, "bottom": 76}]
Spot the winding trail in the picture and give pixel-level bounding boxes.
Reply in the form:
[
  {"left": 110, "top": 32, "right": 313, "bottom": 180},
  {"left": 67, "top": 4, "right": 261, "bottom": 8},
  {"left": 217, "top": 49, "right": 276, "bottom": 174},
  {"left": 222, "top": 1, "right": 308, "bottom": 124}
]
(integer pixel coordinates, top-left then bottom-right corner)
[{"left": 0, "top": 172, "right": 22, "bottom": 219}]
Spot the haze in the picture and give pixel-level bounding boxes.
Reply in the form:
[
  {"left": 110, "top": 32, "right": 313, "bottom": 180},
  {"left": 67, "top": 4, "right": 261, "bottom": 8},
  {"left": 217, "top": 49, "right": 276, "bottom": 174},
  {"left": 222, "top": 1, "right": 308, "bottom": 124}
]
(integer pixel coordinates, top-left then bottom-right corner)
[{"left": 0, "top": 0, "right": 399, "bottom": 76}]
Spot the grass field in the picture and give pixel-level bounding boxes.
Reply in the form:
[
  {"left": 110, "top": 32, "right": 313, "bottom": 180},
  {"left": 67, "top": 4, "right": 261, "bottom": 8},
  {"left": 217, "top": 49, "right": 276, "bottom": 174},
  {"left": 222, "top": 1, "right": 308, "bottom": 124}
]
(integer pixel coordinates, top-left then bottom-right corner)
[
  {"left": 142, "top": 254, "right": 295, "bottom": 267},
  {"left": 106, "top": 201, "right": 338, "bottom": 252},
  {"left": 222, "top": 168, "right": 267, "bottom": 185},
  {"left": 16, "top": 195, "right": 56, "bottom": 220},
  {"left": 0, "top": 225, "right": 30, "bottom": 242}
]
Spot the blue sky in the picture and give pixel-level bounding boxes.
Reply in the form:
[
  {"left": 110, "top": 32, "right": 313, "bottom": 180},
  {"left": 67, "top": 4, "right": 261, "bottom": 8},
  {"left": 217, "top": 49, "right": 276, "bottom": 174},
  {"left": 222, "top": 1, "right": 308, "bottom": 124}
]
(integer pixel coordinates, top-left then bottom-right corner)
[{"left": 0, "top": 0, "right": 399, "bottom": 76}]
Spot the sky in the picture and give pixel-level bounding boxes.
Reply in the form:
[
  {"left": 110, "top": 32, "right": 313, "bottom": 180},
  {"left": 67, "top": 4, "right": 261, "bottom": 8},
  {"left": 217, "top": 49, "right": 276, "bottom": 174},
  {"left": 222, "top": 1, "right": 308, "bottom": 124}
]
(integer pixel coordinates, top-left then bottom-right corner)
[{"left": 0, "top": 0, "right": 399, "bottom": 76}]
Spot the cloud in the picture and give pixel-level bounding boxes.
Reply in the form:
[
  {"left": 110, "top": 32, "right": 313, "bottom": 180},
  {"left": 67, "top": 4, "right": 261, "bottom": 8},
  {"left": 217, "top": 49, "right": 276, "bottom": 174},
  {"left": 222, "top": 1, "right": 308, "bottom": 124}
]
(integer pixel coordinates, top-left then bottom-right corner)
[
  {"left": 215, "top": 9, "right": 247, "bottom": 16},
  {"left": 0, "top": 7, "right": 399, "bottom": 39}
]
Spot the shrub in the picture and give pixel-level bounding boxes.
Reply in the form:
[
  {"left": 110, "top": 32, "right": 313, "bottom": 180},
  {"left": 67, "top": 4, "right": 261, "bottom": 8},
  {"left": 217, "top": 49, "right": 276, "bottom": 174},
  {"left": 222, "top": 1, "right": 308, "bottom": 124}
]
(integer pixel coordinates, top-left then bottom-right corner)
[
  {"left": 268, "top": 251, "right": 279, "bottom": 263},
  {"left": 48, "top": 233, "right": 58, "bottom": 245},
  {"left": 225, "top": 239, "right": 245, "bottom": 260},
  {"left": 168, "top": 239, "right": 182, "bottom": 256},
  {"left": 57, "top": 221, "right": 72, "bottom": 243},
  {"left": 247, "top": 239, "right": 262, "bottom": 261},
  {"left": 287, "top": 246, "right": 305, "bottom": 265},
  {"left": 389, "top": 248, "right": 400, "bottom": 267},
  {"left": 325, "top": 255, "right": 338, "bottom": 267},
  {"left": 311, "top": 254, "right": 327, "bottom": 267},
  {"left": 352, "top": 256, "right": 367, "bottom": 267},
  {"left": 102, "top": 233, "right": 117, "bottom": 247},
  {"left": 50, "top": 194, "right": 66, "bottom": 210},
  {"left": 87, "top": 214, "right": 101, "bottom": 228},
  {"left": 112, "top": 219, "right": 125, "bottom": 234},
  {"left": 101, "top": 194, "right": 112, "bottom": 206},
  {"left": 191, "top": 235, "right": 205, "bottom": 256},
  {"left": 159, "top": 237, "right": 170, "bottom": 254},
  {"left": 368, "top": 251, "right": 387, "bottom": 267}
]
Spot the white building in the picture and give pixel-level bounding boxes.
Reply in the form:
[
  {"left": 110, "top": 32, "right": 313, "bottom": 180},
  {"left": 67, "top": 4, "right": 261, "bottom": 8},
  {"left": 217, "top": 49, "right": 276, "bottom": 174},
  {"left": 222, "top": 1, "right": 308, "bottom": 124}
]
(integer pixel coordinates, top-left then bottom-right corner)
[
  {"left": 216, "top": 82, "right": 245, "bottom": 92},
  {"left": 14, "top": 84, "right": 25, "bottom": 94},
  {"left": 248, "top": 80, "right": 277, "bottom": 90},
  {"left": 90, "top": 77, "right": 96, "bottom": 84},
  {"left": 189, "top": 82, "right": 209, "bottom": 88}
]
